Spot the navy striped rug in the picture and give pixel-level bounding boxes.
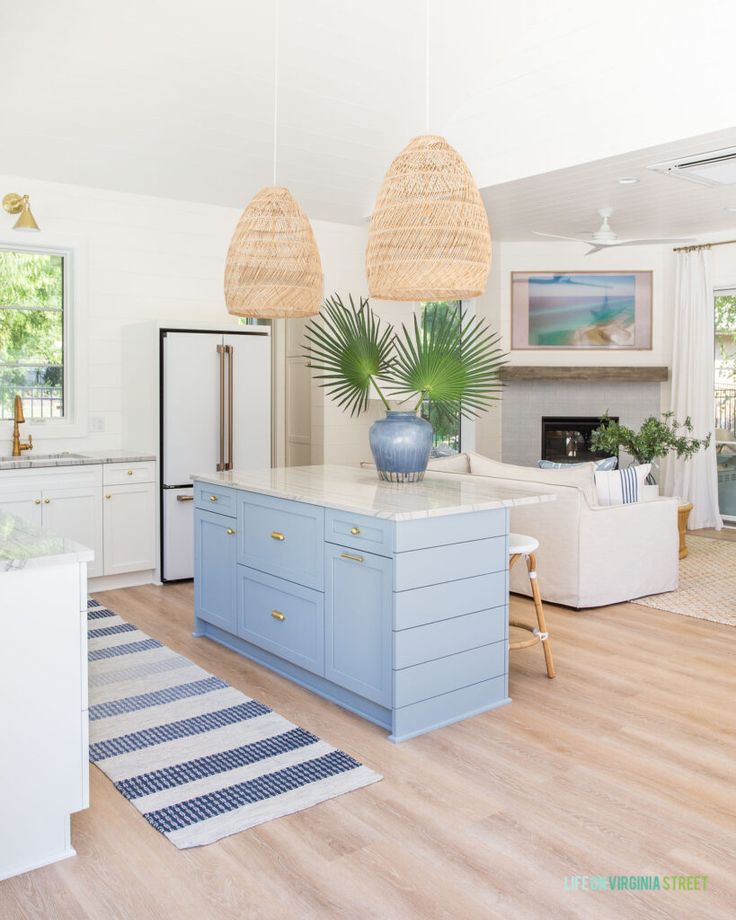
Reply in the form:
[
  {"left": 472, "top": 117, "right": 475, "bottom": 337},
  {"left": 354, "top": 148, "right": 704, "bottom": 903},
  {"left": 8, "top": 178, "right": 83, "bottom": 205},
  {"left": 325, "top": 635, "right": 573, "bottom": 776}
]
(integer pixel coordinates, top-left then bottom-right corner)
[{"left": 87, "top": 600, "right": 381, "bottom": 848}]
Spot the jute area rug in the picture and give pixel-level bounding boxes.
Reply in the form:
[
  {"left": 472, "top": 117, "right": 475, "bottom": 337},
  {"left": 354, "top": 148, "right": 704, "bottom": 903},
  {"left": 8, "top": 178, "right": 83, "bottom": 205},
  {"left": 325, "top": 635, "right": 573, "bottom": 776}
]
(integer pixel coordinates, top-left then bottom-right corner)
[{"left": 632, "top": 535, "right": 736, "bottom": 627}]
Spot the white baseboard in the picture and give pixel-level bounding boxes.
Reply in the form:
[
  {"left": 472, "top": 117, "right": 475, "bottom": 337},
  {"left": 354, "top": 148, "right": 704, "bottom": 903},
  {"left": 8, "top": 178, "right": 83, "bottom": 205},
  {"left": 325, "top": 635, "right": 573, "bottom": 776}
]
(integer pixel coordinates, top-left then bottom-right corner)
[
  {"left": 88, "top": 570, "right": 155, "bottom": 592},
  {"left": 0, "top": 846, "right": 76, "bottom": 882}
]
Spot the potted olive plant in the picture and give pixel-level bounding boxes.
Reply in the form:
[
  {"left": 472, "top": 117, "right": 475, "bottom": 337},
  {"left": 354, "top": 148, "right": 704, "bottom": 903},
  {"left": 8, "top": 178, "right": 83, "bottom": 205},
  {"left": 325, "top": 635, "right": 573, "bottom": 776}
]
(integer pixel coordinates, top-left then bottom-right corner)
[
  {"left": 304, "top": 294, "right": 507, "bottom": 482},
  {"left": 590, "top": 412, "right": 711, "bottom": 493}
]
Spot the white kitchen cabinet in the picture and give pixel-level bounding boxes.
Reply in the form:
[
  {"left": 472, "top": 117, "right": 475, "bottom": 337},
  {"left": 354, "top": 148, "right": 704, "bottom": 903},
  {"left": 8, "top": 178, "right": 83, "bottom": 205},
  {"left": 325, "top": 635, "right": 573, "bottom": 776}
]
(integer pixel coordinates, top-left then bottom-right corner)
[
  {"left": 43, "top": 486, "right": 104, "bottom": 579},
  {"left": 0, "top": 489, "right": 43, "bottom": 526},
  {"left": 103, "top": 480, "right": 156, "bottom": 576},
  {"left": 0, "top": 460, "right": 156, "bottom": 585}
]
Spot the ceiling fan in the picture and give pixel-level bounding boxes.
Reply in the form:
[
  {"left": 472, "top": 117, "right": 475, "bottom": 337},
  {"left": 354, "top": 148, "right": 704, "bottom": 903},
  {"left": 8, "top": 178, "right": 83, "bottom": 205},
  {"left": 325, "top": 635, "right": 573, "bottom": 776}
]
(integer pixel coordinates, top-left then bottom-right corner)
[{"left": 533, "top": 208, "right": 696, "bottom": 254}]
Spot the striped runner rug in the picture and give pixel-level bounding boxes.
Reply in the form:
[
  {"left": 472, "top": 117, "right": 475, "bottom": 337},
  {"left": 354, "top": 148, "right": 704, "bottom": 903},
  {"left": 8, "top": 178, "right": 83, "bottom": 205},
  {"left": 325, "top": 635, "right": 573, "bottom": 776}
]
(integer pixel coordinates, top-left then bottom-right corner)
[{"left": 87, "top": 600, "right": 382, "bottom": 848}]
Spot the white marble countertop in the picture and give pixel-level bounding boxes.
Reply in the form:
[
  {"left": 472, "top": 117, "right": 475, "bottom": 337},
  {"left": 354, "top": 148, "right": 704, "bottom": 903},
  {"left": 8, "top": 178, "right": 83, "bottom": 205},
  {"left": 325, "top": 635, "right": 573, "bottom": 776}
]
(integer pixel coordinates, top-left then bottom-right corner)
[
  {"left": 192, "top": 464, "right": 556, "bottom": 521},
  {"left": 0, "top": 449, "right": 156, "bottom": 472},
  {"left": 0, "top": 511, "right": 94, "bottom": 572}
]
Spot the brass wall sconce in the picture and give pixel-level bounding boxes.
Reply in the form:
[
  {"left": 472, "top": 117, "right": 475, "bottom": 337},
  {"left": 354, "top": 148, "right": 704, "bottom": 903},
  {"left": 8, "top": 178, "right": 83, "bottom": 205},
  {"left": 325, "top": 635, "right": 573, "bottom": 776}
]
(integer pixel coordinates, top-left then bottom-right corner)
[{"left": 3, "top": 193, "right": 40, "bottom": 231}]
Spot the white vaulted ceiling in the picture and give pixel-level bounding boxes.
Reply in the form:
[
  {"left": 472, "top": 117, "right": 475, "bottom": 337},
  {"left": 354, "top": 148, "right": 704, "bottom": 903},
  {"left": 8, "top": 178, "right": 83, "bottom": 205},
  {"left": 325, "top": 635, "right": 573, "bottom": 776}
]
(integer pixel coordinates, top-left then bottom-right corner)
[{"left": 1, "top": 0, "right": 735, "bottom": 224}]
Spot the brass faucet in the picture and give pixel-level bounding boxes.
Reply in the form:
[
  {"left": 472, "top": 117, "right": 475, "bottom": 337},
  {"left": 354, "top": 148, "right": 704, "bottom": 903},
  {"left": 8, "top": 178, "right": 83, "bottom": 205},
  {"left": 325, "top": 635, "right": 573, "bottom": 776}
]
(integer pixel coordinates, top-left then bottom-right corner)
[{"left": 11, "top": 394, "right": 33, "bottom": 457}]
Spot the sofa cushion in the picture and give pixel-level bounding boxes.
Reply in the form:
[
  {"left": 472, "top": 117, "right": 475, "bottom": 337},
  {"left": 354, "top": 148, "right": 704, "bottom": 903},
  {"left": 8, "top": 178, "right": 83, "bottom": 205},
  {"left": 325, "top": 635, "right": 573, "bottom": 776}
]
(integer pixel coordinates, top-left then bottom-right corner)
[
  {"left": 467, "top": 451, "right": 598, "bottom": 505},
  {"left": 594, "top": 464, "right": 652, "bottom": 506}
]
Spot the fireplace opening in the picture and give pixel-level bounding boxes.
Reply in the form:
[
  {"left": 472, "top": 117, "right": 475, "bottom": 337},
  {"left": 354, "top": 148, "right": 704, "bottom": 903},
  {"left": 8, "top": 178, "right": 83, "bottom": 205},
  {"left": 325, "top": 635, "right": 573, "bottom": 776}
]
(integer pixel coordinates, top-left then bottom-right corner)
[{"left": 541, "top": 416, "right": 619, "bottom": 465}]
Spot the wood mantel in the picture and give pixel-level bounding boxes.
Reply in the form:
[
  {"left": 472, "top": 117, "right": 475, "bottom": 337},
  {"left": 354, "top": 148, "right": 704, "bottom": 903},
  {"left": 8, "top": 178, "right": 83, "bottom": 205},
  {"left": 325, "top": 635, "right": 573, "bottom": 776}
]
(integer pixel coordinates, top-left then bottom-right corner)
[{"left": 499, "top": 366, "right": 668, "bottom": 382}]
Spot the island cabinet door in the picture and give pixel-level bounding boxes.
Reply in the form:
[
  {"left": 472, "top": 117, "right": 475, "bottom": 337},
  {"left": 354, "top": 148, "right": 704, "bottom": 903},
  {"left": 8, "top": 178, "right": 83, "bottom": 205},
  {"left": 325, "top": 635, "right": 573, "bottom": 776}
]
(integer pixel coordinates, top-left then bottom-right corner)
[
  {"left": 324, "top": 545, "right": 393, "bottom": 707},
  {"left": 194, "top": 509, "right": 237, "bottom": 633}
]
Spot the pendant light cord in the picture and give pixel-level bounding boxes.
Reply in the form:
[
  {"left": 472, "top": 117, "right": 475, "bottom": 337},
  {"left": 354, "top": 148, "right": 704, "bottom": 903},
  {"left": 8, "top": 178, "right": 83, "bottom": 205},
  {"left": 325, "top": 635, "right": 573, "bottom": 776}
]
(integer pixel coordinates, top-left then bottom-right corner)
[
  {"left": 425, "top": 0, "right": 430, "bottom": 133},
  {"left": 273, "top": 0, "right": 280, "bottom": 186}
]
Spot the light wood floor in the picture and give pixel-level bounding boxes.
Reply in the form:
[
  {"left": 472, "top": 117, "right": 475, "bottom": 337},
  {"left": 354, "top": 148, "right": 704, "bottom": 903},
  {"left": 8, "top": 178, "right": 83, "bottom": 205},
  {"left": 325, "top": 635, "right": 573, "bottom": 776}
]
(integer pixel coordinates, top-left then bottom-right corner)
[{"left": 2, "top": 572, "right": 735, "bottom": 920}]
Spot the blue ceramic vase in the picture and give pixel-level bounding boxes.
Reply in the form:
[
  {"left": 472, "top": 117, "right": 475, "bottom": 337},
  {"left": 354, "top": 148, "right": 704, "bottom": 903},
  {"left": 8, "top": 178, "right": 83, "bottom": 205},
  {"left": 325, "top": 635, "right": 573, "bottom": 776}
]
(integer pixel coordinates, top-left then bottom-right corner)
[{"left": 369, "top": 410, "right": 433, "bottom": 482}]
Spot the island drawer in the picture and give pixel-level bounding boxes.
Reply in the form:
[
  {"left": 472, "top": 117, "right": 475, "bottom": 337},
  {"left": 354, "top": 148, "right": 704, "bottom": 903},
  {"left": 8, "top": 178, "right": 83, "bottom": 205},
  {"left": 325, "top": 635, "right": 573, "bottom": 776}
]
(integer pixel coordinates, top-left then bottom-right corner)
[
  {"left": 325, "top": 509, "right": 393, "bottom": 557},
  {"left": 237, "top": 493, "right": 324, "bottom": 590},
  {"left": 194, "top": 482, "right": 237, "bottom": 517},
  {"left": 103, "top": 461, "right": 155, "bottom": 486},
  {"left": 237, "top": 566, "right": 324, "bottom": 675}
]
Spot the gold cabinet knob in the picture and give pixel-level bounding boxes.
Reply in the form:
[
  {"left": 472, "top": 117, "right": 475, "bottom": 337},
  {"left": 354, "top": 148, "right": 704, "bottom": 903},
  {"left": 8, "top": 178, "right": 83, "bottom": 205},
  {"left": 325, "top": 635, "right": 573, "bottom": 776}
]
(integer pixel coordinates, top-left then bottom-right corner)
[
  {"left": 350, "top": 526, "right": 361, "bottom": 535},
  {"left": 271, "top": 610, "right": 286, "bottom": 622},
  {"left": 270, "top": 531, "right": 285, "bottom": 541},
  {"left": 105, "top": 494, "right": 112, "bottom": 499},
  {"left": 226, "top": 528, "right": 235, "bottom": 535},
  {"left": 209, "top": 495, "right": 218, "bottom": 502},
  {"left": 127, "top": 470, "right": 134, "bottom": 476},
  {"left": 34, "top": 498, "right": 41, "bottom": 505},
  {"left": 43, "top": 498, "right": 50, "bottom": 504}
]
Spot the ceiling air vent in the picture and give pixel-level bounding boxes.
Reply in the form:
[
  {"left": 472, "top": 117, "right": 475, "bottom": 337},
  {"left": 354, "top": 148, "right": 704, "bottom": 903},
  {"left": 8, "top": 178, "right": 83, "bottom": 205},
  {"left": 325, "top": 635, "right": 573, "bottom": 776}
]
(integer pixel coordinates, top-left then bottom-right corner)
[{"left": 648, "top": 146, "right": 736, "bottom": 187}]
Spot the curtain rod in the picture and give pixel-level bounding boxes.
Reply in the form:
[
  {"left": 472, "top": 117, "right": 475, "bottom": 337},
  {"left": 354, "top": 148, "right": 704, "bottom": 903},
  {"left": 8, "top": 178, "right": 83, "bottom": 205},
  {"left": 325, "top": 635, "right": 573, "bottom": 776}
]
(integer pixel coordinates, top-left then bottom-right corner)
[{"left": 673, "top": 238, "right": 736, "bottom": 253}]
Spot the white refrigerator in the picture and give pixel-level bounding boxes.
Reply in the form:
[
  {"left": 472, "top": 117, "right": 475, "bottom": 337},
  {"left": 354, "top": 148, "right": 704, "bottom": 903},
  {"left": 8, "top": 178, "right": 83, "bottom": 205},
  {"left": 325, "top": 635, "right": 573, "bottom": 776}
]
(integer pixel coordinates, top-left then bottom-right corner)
[{"left": 161, "top": 328, "right": 271, "bottom": 581}]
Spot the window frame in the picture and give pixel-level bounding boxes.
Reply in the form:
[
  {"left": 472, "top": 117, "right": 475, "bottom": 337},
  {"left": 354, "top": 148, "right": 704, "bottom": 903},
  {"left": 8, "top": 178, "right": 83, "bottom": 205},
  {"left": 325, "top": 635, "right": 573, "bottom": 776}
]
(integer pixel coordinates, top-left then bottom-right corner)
[{"left": 0, "top": 231, "right": 89, "bottom": 441}]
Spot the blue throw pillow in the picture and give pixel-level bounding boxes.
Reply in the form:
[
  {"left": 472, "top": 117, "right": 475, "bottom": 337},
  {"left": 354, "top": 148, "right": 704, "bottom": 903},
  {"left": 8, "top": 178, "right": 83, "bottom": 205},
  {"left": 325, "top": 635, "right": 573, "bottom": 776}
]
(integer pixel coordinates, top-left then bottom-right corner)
[{"left": 538, "top": 457, "right": 617, "bottom": 471}]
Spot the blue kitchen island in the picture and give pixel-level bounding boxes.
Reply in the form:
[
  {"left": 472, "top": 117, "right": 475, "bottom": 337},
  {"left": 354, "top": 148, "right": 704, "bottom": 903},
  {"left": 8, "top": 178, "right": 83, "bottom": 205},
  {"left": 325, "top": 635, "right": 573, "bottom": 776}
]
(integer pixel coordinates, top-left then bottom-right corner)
[{"left": 192, "top": 464, "right": 554, "bottom": 742}]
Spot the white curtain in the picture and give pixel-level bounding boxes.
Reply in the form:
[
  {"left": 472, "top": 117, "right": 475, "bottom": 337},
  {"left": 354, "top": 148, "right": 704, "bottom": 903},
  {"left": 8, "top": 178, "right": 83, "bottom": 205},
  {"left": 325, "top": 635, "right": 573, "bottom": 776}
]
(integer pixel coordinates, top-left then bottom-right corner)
[{"left": 663, "top": 248, "right": 722, "bottom": 530}]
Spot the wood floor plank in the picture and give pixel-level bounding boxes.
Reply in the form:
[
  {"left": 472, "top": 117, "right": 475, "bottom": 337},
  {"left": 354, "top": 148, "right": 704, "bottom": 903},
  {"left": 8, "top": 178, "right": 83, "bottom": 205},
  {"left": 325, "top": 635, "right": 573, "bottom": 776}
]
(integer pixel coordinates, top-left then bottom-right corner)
[{"left": 1, "top": 574, "right": 734, "bottom": 920}]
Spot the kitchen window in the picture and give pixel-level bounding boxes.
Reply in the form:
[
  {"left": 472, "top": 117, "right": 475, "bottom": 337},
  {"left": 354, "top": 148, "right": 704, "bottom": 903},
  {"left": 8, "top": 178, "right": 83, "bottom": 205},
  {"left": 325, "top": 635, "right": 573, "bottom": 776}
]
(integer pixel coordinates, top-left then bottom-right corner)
[
  {"left": 418, "top": 300, "right": 463, "bottom": 455},
  {"left": 0, "top": 248, "right": 65, "bottom": 420}
]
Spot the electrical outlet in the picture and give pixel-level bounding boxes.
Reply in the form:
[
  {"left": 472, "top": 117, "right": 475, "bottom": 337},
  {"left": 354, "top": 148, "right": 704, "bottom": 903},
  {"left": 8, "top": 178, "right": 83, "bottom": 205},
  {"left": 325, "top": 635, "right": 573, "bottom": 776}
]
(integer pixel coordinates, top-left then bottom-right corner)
[{"left": 90, "top": 415, "right": 105, "bottom": 433}]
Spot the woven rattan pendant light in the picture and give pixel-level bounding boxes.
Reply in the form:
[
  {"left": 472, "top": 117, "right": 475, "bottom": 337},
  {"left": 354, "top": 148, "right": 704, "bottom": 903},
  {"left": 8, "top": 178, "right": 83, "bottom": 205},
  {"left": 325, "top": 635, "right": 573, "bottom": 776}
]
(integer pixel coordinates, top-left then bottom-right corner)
[
  {"left": 365, "top": 4, "right": 490, "bottom": 301},
  {"left": 224, "top": 2, "right": 323, "bottom": 318}
]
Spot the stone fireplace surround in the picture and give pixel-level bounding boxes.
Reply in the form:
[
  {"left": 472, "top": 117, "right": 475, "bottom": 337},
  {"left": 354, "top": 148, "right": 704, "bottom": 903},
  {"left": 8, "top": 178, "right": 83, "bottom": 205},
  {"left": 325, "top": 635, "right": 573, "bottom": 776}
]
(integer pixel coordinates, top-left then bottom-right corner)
[{"left": 501, "top": 373, "right": 665, "bottom": 468}]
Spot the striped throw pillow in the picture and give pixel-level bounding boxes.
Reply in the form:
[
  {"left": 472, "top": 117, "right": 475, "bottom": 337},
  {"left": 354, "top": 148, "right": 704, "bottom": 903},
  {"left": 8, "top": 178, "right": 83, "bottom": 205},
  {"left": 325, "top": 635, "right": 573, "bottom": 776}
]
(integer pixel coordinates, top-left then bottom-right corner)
[{"left": 594, "top": 464, "right": 652, "bottom": 506}]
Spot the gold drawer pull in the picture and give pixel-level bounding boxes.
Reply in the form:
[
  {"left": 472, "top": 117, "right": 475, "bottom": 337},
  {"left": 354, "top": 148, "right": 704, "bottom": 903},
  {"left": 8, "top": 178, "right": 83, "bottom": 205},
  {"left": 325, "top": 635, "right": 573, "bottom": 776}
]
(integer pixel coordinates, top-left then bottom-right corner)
[
  {"left": 226, "top": 528, "right": 235, "bottom": 535},
  {"left": 209, "top": 494, "right": 218, "bottom": 502},
  {"left": 271, "top": 610, "right": 286, "bottom": 622},
  {"left": 350, "top": 526, "right": 361, "bottom": 535},
  {"left": 34, "top": 498, "right": 41, "bottom": 505},
  {"left": 270, "top": 531, "right": 285, "bottom": 541},
  {"left": 127, "top": 470, "right": 134, "bottom": 476},
  {"left": 340, "top": 551, "right": 364, "bottom": 563},
  {"left": 44, "top": 498, "right": 50, "bottom": 504},
  {"left": 105, "top": 494, "right": 112, "bottom": 500}
]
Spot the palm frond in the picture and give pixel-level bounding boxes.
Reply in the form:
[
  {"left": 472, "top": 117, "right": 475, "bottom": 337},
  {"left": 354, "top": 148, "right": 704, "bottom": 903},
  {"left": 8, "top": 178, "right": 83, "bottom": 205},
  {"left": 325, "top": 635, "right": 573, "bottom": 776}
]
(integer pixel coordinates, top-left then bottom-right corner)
[
  {"left": 384, "top": 308, "right": 507, "bottom": 419},
  {"left": 303, "top": 293, "right": 394, "bottom": 416}
]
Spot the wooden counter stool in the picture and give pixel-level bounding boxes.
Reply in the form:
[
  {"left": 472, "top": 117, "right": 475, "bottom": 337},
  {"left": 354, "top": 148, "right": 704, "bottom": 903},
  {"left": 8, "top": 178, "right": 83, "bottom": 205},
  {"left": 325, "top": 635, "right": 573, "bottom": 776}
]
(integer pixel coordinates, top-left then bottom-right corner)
[{"left": 508, "top": 533, "right": 556, "bottom": 679}]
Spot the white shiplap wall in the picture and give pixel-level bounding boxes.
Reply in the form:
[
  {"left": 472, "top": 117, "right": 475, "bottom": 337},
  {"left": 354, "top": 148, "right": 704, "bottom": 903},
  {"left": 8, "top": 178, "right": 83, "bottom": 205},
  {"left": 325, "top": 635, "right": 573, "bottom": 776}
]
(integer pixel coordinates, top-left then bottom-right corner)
[{"left": 0, "top": 174, "right": 370, "bottom": 462}]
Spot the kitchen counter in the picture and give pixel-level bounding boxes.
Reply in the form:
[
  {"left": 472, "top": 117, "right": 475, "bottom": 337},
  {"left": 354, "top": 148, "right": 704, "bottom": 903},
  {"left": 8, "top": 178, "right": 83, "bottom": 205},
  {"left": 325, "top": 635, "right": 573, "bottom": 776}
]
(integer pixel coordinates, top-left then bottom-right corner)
[
  {"left": 193, "top": 464, "right": 555, "bottom": 521},
  {"left": 0, "top": 510, "right": 94, "bottom": 572},
  {"left": 0, "top": 449, "right": 156, "bottom": 472},
  {"left": 192, "top": 464, "right": 555, "bottom": 741}
]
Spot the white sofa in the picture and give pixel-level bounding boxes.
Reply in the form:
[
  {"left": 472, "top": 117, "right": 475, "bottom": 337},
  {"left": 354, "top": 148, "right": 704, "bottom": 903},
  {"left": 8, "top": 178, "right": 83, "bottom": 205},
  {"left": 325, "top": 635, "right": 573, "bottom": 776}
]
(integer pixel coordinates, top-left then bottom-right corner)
[{"left": 426, "top": 451, "right": 680, "bottom": 609}]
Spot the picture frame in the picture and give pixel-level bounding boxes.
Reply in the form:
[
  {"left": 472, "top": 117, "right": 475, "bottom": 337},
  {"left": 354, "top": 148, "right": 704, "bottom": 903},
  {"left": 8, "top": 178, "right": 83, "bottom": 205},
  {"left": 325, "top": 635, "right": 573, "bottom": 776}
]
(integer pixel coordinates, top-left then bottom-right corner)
[{"left": 511, "top": 270, "right": 653, "bottom": 350}]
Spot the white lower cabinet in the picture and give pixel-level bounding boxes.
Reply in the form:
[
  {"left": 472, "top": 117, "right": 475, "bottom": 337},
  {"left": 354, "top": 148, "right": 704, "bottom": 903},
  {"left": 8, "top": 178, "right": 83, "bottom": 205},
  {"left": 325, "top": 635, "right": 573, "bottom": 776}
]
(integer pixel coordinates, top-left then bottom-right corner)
[
  {"left": 43, "top": 486, "right": 104, "bottom": 578},
  {"left": 0, "top": 461, "right": 156, "bottom": 582},
  {"left": 103, "top": 480, "right": 156, "bottom": 576},
  {"left": 0, "top": 489, "right": 43, "bottom": 527}
]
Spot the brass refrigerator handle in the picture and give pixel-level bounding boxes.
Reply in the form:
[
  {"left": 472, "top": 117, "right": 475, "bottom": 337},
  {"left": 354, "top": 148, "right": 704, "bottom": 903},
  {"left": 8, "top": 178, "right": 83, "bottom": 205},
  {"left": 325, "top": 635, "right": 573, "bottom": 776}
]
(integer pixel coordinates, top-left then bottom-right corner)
[
  {"left": 176, "top": 494, "right": 194, "bottom": 502},
  {"left": 216, "top": 344, "right": 225, "bottom": 471},
  {"left": 226, "top": 344, "right": 234, "bottom": 471}
]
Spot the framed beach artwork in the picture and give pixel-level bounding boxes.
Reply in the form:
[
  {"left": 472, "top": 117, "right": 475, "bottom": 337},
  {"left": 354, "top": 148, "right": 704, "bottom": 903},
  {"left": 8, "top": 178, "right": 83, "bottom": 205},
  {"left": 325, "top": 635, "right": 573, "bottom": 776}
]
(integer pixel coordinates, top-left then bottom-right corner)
[{"left": 511, "top": 271, "right": 653, "bottom": 350}]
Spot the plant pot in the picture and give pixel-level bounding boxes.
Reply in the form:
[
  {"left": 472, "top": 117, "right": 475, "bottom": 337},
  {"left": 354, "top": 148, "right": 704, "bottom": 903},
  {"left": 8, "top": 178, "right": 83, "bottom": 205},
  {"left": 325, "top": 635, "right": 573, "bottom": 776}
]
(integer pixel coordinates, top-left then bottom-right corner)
[{"left": 369, "top": 410, "right": 433, "bottom": 482}]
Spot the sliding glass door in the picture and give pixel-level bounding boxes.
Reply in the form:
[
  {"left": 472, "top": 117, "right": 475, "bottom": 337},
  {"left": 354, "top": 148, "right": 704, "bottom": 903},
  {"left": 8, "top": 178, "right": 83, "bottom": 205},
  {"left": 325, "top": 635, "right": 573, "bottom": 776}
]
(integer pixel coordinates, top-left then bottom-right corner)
[{"left": 715, "top": 288, "right": 736, "bottom": 522}]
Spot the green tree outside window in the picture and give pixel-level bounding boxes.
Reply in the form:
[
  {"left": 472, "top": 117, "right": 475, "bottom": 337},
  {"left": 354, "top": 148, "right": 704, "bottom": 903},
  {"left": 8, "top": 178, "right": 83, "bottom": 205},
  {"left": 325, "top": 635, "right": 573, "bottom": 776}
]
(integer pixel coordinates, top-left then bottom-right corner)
[{"left": 0, "top": 249, "right": 64, "bottom": 420}]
